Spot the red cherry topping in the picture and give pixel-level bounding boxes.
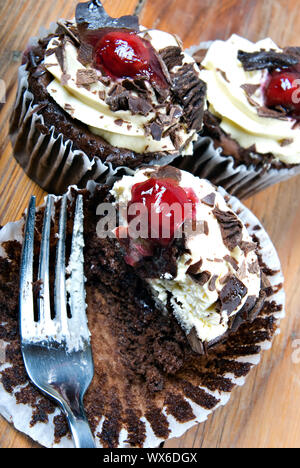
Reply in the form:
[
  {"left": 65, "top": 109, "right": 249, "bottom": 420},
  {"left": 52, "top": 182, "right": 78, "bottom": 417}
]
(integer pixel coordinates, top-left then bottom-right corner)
[
  {"left": 264, "top": 69, "right": 300, "bottom": 117},
  {"left": 94, "top": 31, "right": 168, "bottom": 87},
  {"left": 128, "top": 178, "right": 198, "bottom": 247}
]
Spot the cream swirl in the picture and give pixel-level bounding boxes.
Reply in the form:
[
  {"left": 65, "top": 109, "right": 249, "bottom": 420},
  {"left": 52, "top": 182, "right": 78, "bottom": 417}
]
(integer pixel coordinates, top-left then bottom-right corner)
[
  {"left": 199, "top": 34, "right": 300, "bottom": 165},
  {"left": 44, "top": 27, "right": 202, "bottom": 155},
  {"left": 111, "top": 167, "right": 261, "bottom": 344}
]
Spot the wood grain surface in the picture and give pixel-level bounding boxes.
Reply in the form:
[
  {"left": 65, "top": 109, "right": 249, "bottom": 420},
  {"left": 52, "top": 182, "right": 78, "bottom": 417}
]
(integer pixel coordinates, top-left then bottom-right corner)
[{"left": 0, "top": 0, "right": 299, "bottom": 449}]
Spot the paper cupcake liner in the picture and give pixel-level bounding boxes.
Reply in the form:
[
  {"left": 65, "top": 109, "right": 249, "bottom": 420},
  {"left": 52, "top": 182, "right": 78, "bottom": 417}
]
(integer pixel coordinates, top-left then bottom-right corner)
[
  {"left": 178, "top": 43, "right": 300, "bottom": 199},
  {"left": 0, "top": 183, "right": 285, "bottom": 448},
  {"left": 9, "top": 24, "right": 186, "bottom": 195}
]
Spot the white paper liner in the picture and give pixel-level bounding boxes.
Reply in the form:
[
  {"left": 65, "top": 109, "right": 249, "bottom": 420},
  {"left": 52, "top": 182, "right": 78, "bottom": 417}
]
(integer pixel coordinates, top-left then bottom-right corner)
[
  {"left": 9, "top": 24, "right": 185, "bottom": 195},
  {"left": 0, "top": 182, "right": 285, "bottom": 448},
  {"left": 179, "top": 43, "right": 300, "bottom": 199}
]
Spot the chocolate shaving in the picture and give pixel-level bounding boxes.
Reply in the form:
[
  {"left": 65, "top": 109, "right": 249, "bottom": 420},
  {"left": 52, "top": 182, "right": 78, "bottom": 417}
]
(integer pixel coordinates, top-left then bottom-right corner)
[
  {"left": 201, "top": 193, "right": 216, "bottom": 207},
  {"left": 76, "top": 68, "right": 98, "bottom": 86},
  {"left": 239, "top": 241, "right": 257, "bottom": 255},
  {"left": 256, "top": 106, "right": 289, "bottom": 120},
  {"left": 219, "top": 275, "right": 248, "bottom": 315},
  {"left": 192, "top": 49, "right": 207, "bottom": 66},
  {"left": 57, "top": 19, "right": 80, "bottom": 45},
  {"left": 106, "top": 84, "right": 153, "bottom": 116},
  {"left": 241, "top": 83, "right": 260, "bottom": 98},
  {"left": 237, "top": 49, "right": 299, "bottom": 71},
  {"left": 64, "top": 103, "right": 75, "bottom": 114},
  {"left": 213, "top": 207, "right": 243, "bottom": 251},
  {"left": 148, "top": 122, "right": 163, "bottom": 141},
  {"left": 76, "top": 1, "right": 139, "bottom": 35},
  {"left": 216, "top": 68, "right": 230, "bottom": 83},
  {"left": 240, "top": 84, "right": 289, "bottom": 120},
  {"left": 46, "top": 42, "right": 66, "bottom": 73},
  {"left": 248, "top": 290, "right": 266, "bottom": 322},
  {"left": 149, "top": 166, "right": 182, "bottom": 182},
  {"left": 248, "top": 260, "right": 260, "bottom": 275},
  {"left": 107, "top": 85, "right": 130, "bottom": 111},
  {"left": 187, "top": 259, "right": 203, "bottom": 275},
  {"left": 60, "top": 73, "right": 71, "bottom": 86},
  {"left": 128, "top": 96, "right": 153, "bottom": 116},
  {"left": 122, "top": 78, "right": 148, "bottom": 95},
  {"left": 171, "top": 63, "right": 206, "bottom": 131},
  {"left": 224, "top": 255, "right": 239, "bottom": 271},
  {"left": 203, "top": 221, "right": 209, "bottom": 236},
  {"left": 187, "top": 327, "right": 204, "bottom": 355},
  {"left": 160, "top": 46, "right": 184, "bottom": 71},
  {"left": 77, "top": 42, "right": 94, "bottom": 66},
  {"left": 208, "top": 275, "right": 218, "bottom": 292},
  {"left": 237, "top": 260, "right": 247, "bottom": 280},
  {"left": 189, "top": 270, "right": 211, "bottom": 286},
  {"left": 170, "top": 130, "right": 183, "bottom": 150}
]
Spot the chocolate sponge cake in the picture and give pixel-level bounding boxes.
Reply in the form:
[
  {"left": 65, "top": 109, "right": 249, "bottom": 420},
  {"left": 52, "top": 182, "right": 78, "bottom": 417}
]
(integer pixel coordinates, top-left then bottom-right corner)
[{"left": 0, "top": 173, "right": 284, "bottom": 447}]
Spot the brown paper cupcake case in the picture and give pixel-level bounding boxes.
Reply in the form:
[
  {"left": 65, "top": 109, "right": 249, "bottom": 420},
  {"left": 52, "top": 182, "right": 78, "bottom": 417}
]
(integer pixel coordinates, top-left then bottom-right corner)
[
  {"left": 9, "top": 24, "right": 179, "bottom": 194},
  {"left": 0, "top": 182, "right": 285, "bottom": 448},
  {"left": 176, "top": 43, "right": 300, "bottom": 199}
]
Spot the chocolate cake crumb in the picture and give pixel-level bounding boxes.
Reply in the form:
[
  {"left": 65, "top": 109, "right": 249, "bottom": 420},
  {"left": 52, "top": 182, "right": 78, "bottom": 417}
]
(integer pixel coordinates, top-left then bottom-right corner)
[
  {"left": 181, "top": 380, "right": 219, "bottom": 409},
  {"left": 164, "top": 393, "right": 195, "bottom": 422}
]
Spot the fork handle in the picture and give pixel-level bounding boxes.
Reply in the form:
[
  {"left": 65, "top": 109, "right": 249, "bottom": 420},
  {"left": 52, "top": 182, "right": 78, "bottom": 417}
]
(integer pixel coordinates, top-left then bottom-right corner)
[{"left": 62, "top": 402, "right": 96, "bottom": 448}]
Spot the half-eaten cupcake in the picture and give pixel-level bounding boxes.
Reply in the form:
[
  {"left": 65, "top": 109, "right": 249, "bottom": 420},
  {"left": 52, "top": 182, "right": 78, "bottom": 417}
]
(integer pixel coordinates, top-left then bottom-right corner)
[
  {"left": 110, "top": 165, "right": 266, "bottom": 352},
  {"left": 10, "top": 0, "right": 206, "bottom": 194}
]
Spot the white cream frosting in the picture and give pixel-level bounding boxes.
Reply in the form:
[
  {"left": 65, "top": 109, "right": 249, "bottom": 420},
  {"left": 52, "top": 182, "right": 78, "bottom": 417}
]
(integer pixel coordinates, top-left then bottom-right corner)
[
  {"left": 200, "top": 34, "right": 300, "bottom": 165},
  {"left": 111, "top": 167, "right": 261, "bottom": 343},
  {"left": 44, "top": 27, "right": 200, "bottom": 155}
]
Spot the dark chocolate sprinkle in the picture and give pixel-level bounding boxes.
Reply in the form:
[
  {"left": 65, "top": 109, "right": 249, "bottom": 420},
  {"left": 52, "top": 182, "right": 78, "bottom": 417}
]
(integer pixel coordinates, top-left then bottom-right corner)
[
  {"left": 237, "top": 49, "right": 299, "bottom": 71},
  {"left": 160, "top": 46, "right": 184, "bottom": 71},
  {"left": 213, "top": 207, "right": 243, "bottom": 251},
  {"left": 201, "top": 192, "right": 216, "bottom": 207},
  {"left": 219, "top": 275, "right": 248, "bottom": 314},
  {"left": 171, "top": 63, "right": 206, "bottom": 131}
]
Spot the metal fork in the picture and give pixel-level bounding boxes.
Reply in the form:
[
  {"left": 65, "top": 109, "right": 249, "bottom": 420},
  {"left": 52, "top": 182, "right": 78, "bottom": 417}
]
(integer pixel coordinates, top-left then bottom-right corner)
[{"left": 19, "top": 194, "right": 95, "bottom": 448}]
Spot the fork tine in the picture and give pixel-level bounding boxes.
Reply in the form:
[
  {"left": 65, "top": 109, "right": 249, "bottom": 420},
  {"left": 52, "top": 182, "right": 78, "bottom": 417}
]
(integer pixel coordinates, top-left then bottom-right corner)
[
  {"left": 66, "top": 195, "right": 90, "bottom": 348},
  {"left": 19, "top": 196, "right": 36, "bottom": 340},
  {"left": 37, "top": 195, "right": 54, "bottom": 327},
  {"left": 54, "top": 194, "right": 68, "bottom": 336}
]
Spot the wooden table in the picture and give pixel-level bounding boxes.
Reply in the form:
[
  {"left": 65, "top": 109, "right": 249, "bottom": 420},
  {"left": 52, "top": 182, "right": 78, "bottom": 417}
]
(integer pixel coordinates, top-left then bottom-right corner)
[{"left": 0, "top": 0, "right": 299, "bottom": 449}]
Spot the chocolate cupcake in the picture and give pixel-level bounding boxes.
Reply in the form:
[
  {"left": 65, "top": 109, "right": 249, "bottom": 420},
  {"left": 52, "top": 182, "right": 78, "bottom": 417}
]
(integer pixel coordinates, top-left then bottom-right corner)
[
  {"left": 0, "top": 166, "right": 284, "bottom": 447},
  {"left": 0, "top": 168, "right": 284, "bottom": 447},
  {"left": 176, "top": 35, "right": 300, "bottom": 199},
  {"left": 111, "top": 166, "right": 267, "bottom": 351},
  {"left": 9, "top": 1, "right": 206, "bottom": 194}
]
